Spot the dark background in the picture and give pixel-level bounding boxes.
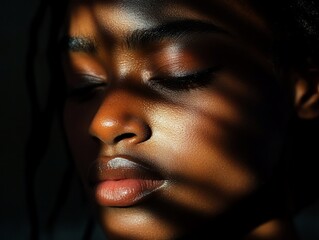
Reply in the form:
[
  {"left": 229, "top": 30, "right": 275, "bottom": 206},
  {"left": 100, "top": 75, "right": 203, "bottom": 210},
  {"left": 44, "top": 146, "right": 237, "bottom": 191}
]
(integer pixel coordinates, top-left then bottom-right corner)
[
  {"left": 0, "top": 1, "right": 35, "bottom": 239},
  {"left": 0, "top": 1, "right": 104, "bottom": 239},
  {"left": 0, "top": 1, "right": 318, "bottom": 239}
]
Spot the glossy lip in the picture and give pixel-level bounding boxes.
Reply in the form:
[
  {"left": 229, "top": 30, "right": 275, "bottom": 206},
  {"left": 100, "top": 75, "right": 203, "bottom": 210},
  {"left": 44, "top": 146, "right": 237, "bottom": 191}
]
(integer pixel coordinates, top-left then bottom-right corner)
[{"left": 88, "top": 156, "right": 165, "bottom": 207}]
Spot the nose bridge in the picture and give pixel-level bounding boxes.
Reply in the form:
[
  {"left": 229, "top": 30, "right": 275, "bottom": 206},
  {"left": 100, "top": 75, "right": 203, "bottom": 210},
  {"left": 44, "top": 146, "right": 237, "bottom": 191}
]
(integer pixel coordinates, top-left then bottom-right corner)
[{"left": 89, "top": 87, "right": 151, "bottom": 145}]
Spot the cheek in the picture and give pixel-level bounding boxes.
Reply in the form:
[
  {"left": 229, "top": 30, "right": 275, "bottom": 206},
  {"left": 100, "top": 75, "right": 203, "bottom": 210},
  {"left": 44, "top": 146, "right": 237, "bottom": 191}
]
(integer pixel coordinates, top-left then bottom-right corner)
[
  {"left": 147, "top": 76, "right": 286, "bottom": 211},
  {"left": 150, "top": 96, "right": 259, "bottom": 184}
]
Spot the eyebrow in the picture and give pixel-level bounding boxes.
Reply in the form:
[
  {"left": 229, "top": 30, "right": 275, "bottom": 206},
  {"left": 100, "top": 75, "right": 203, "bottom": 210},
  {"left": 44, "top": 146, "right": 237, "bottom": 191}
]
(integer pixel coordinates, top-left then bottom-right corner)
[
  {"left": 126, "top": 19, "right": 229, "bottom": 49},
  {"left": 60, "top": 35, "right": 97, "bottom": 53},
  {"left": 60, "top": 19, "right": 228, "bottom": 53}
]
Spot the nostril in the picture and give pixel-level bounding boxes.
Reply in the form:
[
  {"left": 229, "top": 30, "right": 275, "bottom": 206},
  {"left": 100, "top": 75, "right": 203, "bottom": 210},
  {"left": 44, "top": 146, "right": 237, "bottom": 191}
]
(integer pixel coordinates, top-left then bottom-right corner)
[{"left": 113, "top": 133, "right": 136, "bottom": 143}]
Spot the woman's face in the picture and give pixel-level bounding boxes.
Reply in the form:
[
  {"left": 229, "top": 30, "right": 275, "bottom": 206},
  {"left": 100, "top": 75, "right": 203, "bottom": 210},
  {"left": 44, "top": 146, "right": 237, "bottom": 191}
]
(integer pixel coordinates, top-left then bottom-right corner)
[{"left": 62, "top": 0, "right": 290, "bottom": 239}]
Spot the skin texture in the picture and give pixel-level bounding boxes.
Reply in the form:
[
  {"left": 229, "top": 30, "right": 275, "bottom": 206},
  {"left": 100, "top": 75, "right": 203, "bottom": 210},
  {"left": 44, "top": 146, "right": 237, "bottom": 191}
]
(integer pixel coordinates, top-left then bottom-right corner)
[{"left": 61, "top": 0, "right": 301, "bottom": 239}]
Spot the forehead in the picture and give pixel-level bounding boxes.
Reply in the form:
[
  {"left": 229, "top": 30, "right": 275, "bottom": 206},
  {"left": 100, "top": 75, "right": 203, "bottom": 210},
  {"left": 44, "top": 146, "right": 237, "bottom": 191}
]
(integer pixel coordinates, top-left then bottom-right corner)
[{"left": 67, "top": 0, "right": 271, "bottom": 36}]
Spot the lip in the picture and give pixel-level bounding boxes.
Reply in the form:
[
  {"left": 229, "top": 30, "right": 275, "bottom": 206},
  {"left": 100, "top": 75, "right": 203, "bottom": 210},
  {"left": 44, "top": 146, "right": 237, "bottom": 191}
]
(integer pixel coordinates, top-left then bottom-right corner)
[{"left": 88, "top": 156, "right": 165, "bottom": 207}]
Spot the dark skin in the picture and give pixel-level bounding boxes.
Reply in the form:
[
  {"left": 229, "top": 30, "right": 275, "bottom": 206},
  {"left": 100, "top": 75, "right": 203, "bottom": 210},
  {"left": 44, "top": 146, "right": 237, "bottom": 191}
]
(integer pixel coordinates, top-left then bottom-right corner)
[{"left": 61, "top": 0, "right": 319, "bottom": 239}]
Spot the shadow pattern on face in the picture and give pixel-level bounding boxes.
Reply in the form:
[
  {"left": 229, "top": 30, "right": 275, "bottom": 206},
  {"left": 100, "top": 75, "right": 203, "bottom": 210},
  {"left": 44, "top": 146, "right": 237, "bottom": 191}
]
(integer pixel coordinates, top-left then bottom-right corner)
[{"left": 26, "top": 0, "right": 319, "bottom": 239}]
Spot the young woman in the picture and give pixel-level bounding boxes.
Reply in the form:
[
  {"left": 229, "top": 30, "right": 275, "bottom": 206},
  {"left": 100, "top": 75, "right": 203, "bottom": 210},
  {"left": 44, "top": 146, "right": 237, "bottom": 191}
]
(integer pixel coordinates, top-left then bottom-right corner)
[{"left": 26, "top": 0, "right": 319, "bottom": 239}]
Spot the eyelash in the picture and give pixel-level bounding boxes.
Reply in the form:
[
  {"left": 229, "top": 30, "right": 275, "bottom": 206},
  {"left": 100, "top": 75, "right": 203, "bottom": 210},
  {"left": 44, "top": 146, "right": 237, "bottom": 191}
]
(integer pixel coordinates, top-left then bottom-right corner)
[
  {"left": 66, "top": 67, "right": 219, "bottom": 101},
  {"left": 67, "top": 75, "right": 106, "bottom": 101},
  {"left": 149, "top": 67, "right": 219, "bottom": 91}
]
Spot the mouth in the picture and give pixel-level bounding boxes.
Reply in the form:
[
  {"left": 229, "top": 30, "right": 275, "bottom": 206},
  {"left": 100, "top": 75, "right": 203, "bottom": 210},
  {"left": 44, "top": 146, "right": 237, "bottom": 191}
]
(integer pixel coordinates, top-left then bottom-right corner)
[{"left": 88, "top": 156, "right": 165, "bottom": 207}]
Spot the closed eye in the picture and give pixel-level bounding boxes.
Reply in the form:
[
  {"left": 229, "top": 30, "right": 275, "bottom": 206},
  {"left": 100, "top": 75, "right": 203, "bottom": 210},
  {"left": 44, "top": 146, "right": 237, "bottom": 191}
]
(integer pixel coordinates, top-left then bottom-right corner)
[
  {"left": 148, "top": 67, "right": 220, "bottom": 91},
  {"left": 67, "top": 74, "right": 107, "bottom": 101}
]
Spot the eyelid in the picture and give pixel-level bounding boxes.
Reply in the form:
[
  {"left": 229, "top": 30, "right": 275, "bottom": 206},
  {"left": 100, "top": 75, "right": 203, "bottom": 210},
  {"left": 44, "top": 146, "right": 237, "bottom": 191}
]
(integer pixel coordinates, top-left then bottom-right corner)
[
  {"left": 66, "top": 74, "right": 107, "bottom": 97},
  {"left": 149, "top": 66, "right": 219, "bottom": 83},
  {"left": 71, "top": 73, "right": 106, "bottom": 85},
  {"left": 154, "top": 67, "right": 219, "bottom": 80},
  {"left": 148, "top": 66, "right": 220, "bottom": 91}
]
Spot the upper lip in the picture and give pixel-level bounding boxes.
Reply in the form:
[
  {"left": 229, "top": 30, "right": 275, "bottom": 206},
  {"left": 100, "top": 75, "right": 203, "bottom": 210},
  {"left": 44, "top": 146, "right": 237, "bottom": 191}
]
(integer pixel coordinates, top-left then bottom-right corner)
[{"left": 87, "top": 155, "right": 163, "bottom": 186}]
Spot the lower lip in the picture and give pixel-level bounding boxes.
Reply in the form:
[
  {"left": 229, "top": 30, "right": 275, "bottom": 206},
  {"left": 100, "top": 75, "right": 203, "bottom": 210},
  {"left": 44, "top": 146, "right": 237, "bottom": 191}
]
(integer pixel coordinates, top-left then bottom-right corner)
[{"left": 93, "top": 179, "right": 165, "bottom": 207}]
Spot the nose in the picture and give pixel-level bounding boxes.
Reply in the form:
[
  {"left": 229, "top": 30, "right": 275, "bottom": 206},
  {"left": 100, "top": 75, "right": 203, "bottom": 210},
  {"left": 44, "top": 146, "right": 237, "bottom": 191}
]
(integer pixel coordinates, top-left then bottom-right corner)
[{"left": 89, "top": 88, "right": 152, "bottom": 145}]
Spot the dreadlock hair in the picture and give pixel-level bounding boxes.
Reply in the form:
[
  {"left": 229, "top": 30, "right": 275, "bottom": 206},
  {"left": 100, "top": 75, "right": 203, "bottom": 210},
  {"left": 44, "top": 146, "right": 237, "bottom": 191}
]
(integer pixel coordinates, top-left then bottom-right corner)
[
  {"left": 25, "top": 0, "right": 319, "bottom": 239},
  {"left": 254, "top": 0, "right": 319, "bottom": 68},
  {"left": 247, "top": 1, "right": 319, "bottom": 225},
  {"left": 257, "top": 0, "right": 319, "bottom": 211},
  {"left": 25, "top": 0, "right": 94, "bottom": 239}
]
